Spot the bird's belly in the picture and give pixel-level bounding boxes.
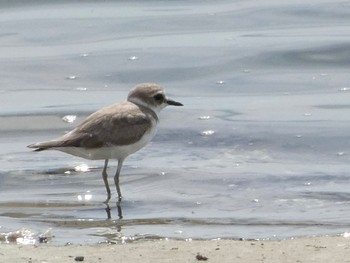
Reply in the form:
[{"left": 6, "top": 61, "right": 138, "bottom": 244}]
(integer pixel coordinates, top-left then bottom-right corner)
[{"left": 56, "top": 126, "right": 157, "bottom": 160}]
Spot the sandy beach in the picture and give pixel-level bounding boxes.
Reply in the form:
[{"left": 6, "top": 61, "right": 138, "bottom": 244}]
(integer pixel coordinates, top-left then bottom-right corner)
[{"left": 1, "top": 236, "right": 350, "bottom": 263}]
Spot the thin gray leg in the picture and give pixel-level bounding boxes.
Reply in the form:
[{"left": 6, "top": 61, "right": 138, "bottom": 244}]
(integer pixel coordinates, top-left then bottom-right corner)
[
  {"left": 114, "top": 158, "right": 124, "bottom": 201},
  {"left": 102, "top": 159, "right": 111, "bottom": 203}
]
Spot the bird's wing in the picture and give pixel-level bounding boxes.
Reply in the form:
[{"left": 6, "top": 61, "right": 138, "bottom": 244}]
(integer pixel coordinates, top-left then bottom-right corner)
[
  {"left": 28, "top": 103, "right": 154, "bottom": 150},
  {"left": 77, "top": 103, "right": 154, "bottom": 146}
]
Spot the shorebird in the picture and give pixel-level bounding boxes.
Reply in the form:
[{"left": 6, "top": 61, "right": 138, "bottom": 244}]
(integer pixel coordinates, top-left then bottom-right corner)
[{"left": 28, "top": 83, "right": 183, "bottom": 202}]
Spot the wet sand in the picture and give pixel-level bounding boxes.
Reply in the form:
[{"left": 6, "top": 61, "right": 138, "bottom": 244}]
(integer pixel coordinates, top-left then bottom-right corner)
[{"left": 2, "top": 236, "right": 350, "bottom": 263}]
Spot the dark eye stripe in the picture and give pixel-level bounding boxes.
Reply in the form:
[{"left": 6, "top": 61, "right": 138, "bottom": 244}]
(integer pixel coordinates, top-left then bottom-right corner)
[{"left": 153, "top": 94, "right": 164, "bottom": 101}]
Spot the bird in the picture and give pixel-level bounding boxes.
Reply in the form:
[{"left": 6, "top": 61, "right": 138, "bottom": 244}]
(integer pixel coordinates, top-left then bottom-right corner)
[{"left": 28, "top": 83, "right": 183, "bottom": 203}]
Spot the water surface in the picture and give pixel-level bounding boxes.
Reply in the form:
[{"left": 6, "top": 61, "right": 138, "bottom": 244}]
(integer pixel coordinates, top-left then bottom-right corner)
[{"left": 1, "top": 0, "right": 350, "bottom": 244}]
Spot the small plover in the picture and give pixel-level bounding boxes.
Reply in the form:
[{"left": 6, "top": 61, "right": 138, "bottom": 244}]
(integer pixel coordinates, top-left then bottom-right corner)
[{"left": 28, "top": 83, "right": 183, "bottom": 202}]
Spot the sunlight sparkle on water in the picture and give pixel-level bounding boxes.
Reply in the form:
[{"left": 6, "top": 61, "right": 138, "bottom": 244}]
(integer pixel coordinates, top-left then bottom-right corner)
[
  {"left": 201, "top": 130, "right": 215, "bottom": 136},
  {"left": 62, "top": 115, "right": 77, "bottom": 124},
  {"left": 76, "top": 87, "right": 87, "bottom": 91},
  {"left": 77, "top": 191, "right": 93, "bottom": 201},
  {"left": 74, "top": 164, "right": 90, "bottom": 172}
]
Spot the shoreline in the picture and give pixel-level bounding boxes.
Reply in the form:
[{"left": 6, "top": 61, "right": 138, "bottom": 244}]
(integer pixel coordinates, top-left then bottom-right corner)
[{"left": 2, "top": 235, "right": 350, "bottom": 263}]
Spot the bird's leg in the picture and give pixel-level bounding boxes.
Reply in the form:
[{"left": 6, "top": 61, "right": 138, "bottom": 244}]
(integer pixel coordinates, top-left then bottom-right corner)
[
  {"left": 102, "top": 159, "right": 111, "bottom": 203},
  {"left": 114, "top": 159, "right": 124, "bottom": 202}
]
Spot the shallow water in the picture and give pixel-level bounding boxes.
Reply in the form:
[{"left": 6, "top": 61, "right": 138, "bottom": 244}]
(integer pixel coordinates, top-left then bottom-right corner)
[{"left": 1, "top": 0, "right": 350, "bottom": 244}]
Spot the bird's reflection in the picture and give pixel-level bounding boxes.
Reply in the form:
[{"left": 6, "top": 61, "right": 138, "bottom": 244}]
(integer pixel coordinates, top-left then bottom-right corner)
[{"left": 104, "top": 200, "right": 123, "bottom": 220}]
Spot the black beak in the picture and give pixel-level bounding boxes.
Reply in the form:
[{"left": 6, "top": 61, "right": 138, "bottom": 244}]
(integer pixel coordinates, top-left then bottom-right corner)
[{"left": 167, "top": 99, "right": 183, "bottom": 106}]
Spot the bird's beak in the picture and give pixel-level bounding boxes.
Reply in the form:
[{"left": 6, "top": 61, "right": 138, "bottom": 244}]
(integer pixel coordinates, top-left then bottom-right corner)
[{"left": 166, "top": 98, "right": 183, "bottom": 106}]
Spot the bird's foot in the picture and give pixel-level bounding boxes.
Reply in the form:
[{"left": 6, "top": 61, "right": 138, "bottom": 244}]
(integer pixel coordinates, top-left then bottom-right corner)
[
  {"left": 104, "top": 203, "right": 112, "bottom": 219},
  {"left": 117, "top": 201, "right": 123, "bottom": 219}
]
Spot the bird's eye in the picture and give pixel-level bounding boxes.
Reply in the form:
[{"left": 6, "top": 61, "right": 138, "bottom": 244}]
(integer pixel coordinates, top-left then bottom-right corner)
[{"left": 153, "top": 93, "right": 164, "bottom": 101}]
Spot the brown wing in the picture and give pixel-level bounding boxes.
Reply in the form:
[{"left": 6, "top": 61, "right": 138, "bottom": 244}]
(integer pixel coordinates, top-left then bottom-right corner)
[
  {"left": 76, "top": 102, "right": 153, "bottom": 146},
  {"left": 28, "top": 102, "right": 154, "bottom": 150}
]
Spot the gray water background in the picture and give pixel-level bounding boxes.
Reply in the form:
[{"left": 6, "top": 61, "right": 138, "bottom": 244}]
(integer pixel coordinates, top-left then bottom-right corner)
[{"left": 1, "top": 0, "right": 350, "bottom": 244}]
